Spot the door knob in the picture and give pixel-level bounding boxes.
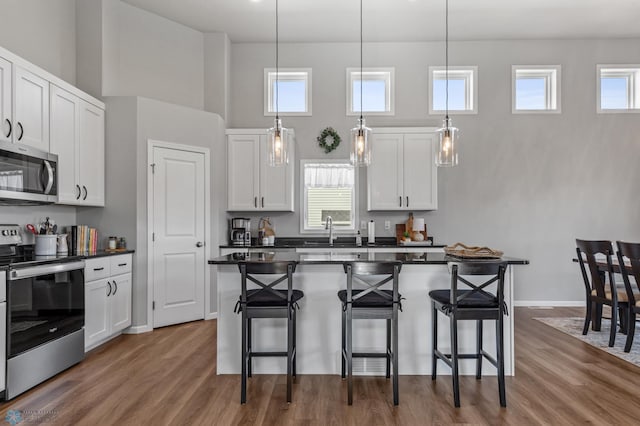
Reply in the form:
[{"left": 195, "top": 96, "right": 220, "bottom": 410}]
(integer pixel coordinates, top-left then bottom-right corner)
[{"left": 196, "top": 242, "right": 204, "bottom": 247}]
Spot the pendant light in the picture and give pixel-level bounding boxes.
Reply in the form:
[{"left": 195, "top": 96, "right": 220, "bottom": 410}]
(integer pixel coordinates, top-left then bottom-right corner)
[
  {"left": 267, "top": 0, "right": 288, "bottom": 167},
  {"left": 350, "top": 0, "right": 372, "bottom": 167},
  {"left": 435, "top": 0, "right": 459, "bottom": 167}
]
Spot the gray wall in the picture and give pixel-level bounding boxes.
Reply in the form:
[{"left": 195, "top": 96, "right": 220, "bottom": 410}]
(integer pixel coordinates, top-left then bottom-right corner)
[
  {"left": 229, "top": 39, "right": 640, "bottom": 303},
  {"left": 204, "top": 32, "right": 232, "bottom": 122},
  {"left": 0, "top": 0, "right": 76, "bottom": 84},
  {"left": 79, "top": 97, "right": 225, "bottom": 327}
]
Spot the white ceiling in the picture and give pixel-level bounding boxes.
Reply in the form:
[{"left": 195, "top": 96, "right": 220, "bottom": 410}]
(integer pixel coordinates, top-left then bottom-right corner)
[{"left": 122, "top": 0, "right": 640, "bottom": 43}]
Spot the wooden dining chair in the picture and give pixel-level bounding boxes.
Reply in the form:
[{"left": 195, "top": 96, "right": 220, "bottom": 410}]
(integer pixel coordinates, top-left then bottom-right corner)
[
  {"left": 616, "top": 241, "right": 640, "bottom": 352},
  {"left": 576, "top": 239, "right": 624, "bottom": 347}
]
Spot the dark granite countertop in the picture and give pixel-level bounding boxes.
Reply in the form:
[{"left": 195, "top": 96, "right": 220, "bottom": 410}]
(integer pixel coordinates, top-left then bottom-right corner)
[
  {"left": 220, "top": 236, "right": 444, "bottom": 250},
  {"left": 0, "top": 249, "right": 135, "bottom": 270},
  {"left": 209, "top": 251, "right": 529, "bottom": 265},
  {"left": 82, "top": 249, "right": 136, "bottom": 259}
]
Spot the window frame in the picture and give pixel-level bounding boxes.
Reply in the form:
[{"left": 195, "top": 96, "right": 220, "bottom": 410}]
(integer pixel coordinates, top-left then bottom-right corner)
[
  {"left": 299, "top": 159, "right": 358, "bottom": 234},
  {"left": 597, "top": 64, "right": 640, "bottom": 113},
  {"left": 428, "top": 66, "right": 478, "bottom": 115},
  {"left": 511, "top": 65, "right": 561, "bottom": 114},
  {"left": 263, "top": 68, "right": 312, "bottom": 116},
  {"left": 346, "top": 67, "right": 395, "bottom": 116}
]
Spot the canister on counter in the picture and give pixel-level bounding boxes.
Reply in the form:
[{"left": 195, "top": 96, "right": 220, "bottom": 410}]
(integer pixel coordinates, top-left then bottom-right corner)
[{"left": 108, "top": 236, "right": 117, "bottom": 250}]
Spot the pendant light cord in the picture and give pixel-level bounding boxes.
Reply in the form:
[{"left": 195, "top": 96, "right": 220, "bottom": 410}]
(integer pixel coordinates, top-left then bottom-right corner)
[
  {"left": 360, "top": 0, "right": 363, "bottom": 122},
  {"left": 445, "top": 0, "right": 449, "bottom": 123},
  {"left": 275, "top": 0, "right": 279, "bottom": 121}
]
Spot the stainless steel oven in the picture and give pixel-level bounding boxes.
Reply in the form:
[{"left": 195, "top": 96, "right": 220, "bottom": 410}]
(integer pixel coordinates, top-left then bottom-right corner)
[
  {"left": 5, "top": 260, "right": 85, "bottom": 399},
  {"left": 0, "top": 141, "right": 58, "bottom": 205}
]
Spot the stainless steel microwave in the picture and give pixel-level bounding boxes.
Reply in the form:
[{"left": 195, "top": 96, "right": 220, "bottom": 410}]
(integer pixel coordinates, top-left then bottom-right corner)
[{"left": 0, "top": 141, "right": 58, "bottom": 205}]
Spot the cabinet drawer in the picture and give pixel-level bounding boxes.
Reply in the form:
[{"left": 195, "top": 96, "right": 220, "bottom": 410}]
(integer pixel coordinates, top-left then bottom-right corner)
[
  {"left": 110, "top": 254, "right": 132, "bottom": 276},
  {"left": 85, "top": 257, "right": 110, "bottom": 282}
]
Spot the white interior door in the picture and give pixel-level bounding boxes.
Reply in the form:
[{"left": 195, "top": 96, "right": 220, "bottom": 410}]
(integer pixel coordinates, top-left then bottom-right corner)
[{"left": 152, "top": 145, "right": 206, "bottom": 328}]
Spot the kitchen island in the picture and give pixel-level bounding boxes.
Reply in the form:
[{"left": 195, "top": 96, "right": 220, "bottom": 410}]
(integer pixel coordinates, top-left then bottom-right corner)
[{"left": 210, "top": 251, "right": 528, "bottom": 376}]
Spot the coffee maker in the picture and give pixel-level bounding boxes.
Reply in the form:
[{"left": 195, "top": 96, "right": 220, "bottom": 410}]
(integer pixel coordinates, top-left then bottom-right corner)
[{"left": 230, "top": 218, "right": 251, "bottom": 246}]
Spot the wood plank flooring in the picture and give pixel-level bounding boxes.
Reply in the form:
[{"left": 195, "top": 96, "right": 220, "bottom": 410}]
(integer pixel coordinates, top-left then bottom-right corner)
[{"left": 2, "top": 307, "right": 640, "bottom": 425}]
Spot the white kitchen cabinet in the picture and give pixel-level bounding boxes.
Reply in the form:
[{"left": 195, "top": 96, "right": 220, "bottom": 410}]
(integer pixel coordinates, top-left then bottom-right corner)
[
  {"left": 227, "top": 129, "right": 294, "bottom": 212},
  {"left": 84, "top": 254, "right": 133, "bottom": 351},
  {"left": 0, "top": 56, "right": 11, "bottom": 144},
  {"left": 13, "top": 66, "right": 49, "bottom": 152},
  {"left": 50, "top": 85, "right": 105, "bottom": 206},
  {"left": 367, "top": 128, "right": 438, "bottom": 211}
]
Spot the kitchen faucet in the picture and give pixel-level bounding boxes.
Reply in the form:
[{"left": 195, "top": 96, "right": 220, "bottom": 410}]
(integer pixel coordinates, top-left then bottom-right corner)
[{"left": 325, "top": 216, "right": 335, "bottom": 246}]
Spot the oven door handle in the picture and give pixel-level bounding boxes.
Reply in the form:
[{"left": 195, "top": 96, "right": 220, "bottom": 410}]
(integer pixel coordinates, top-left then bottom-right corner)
[{"left": 9, "top": 261, "right": 85, "bottom": 280}]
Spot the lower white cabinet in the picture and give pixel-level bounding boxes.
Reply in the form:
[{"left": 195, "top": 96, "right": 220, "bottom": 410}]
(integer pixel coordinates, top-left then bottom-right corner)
[{"left": 84, "top": 254, "right": 132, "bottom": 351}]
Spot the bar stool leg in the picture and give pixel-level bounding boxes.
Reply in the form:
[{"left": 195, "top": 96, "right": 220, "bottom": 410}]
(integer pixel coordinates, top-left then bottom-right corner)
[
  {"left": 292, "top": 309, "right": 297, "bottom": 378},
  {"left": 386, "top": 319, "right": 391, "bottom": 379},
  {"left": 241, "top": 311, "right": 248, "bottom": 404},
  {"left": 476, "top": 320, "right": 483, "bottom": 379},
  {"left": 450, "top": 314, "right": 460, "bottom": 407},
  {"left": 496, "top": 314, "right": 506, "bottom": 407},
  {"left": 247, "top": 318, "right": 252, "bottom": 378},
  {"left": 347, "top": 304, "right": 353, "bottom": 405},
  {"left": 287, "top": 310, "right": 293, "bottom": 403},
  {"left": 341, "top": 307, "right": 346, "bottom": 379},
  {"left": 392, "top": 305, "right": 399, "bottom": 406},
  {"left": 431, "top": 302, "right": 438, "bottom": 380}
]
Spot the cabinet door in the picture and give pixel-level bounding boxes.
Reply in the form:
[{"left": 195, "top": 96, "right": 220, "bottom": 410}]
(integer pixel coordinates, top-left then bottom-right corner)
[
  {"left": 227, "top": 135, "right": 260, "bottom": 210},
  {"left": 13, "top": 66, "right": 49, "bottom": 152},
  {"left": 367, "top": 134, "right": 404, "bottom": 210},
  {"left": 78, "top": 101, "right": 105, "bottom": 206},
  {"left": 259, "top": 134, "right": 294, "bottom": 211},
  {"left": 0, "top": 57, "right": 11, "bottom": 143},
  {"left": 110, "top": 273, "right": 132, "bottom": 333},
  {"left": 50, "top": 85, "right": 80, "bottom": 204},
  {"left": 403, "top": 134, "right": 438, "bottom": 210},
  {"left": 85, "top": 279, "right": 110, "bottom": 350}
]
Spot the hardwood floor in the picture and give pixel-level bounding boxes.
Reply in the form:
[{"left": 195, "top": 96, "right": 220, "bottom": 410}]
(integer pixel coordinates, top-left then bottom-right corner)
[{"left": 2, "top": 307, "right": 640, "bottom": 425}]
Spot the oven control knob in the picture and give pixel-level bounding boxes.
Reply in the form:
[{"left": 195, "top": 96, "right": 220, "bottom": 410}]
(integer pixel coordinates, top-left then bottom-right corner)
[
  {"left": 11, "top": 230, "right": 17, "bottom": 236},
  {"left": 1, "top": 230, "right": 7, "bottom": 236}
]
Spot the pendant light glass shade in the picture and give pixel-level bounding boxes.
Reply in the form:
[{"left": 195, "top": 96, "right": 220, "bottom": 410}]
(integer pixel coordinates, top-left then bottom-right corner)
[
  {"left": 350, "top": 117, "right": 371, "bottom": 167},
  {"left": 268, "top": 118, "right": 288, "bottom": 166},
  {"left": 435, "top": 117, "right": 459, "bottom": 167}
]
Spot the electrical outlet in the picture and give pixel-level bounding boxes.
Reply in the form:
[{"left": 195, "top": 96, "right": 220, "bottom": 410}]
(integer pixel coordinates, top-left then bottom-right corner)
[
  {"left": 360, "top": 220, "right": 367, "bottom": 230},
  {"left": 384, "top": 220, "right": 391, "bottom": 230}
]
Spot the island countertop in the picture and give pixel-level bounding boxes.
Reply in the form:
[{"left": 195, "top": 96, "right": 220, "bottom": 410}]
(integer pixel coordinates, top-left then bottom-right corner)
[{"left": 209, "top": 251, "right": 529, "bottom": 265}]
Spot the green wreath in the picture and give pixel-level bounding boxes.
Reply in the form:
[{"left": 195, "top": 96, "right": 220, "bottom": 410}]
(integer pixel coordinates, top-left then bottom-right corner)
[{"left": 317, "top": 127, "right": 341, "bottom": 153}]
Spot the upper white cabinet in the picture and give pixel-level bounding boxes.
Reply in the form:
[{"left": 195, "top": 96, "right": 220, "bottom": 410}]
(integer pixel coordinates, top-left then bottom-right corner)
[
  {"left": 0, "top": 57, "right": 11, "bottom": 144},
  {"left": 50, "top": 85, "right": 105, "bottom": 206},
  {"left": 367, "top": 128, "right": 438, "bottom": 211},
  {"left": 14, "top": 66, "right": 49, "bottom": 152},
  {"left": 227, "top": 129, "right": 294, "bottom": 212}
]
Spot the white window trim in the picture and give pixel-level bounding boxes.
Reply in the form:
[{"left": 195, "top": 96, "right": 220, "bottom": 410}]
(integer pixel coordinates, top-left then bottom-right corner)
[
  {"left": 299, "top": 159, "right": 358, "bottom": 234},
  {"left": 597, "top": 64, "right": 640, "bottom": 114},
  {"left": 346, "top": 67, "right": 395, "bottom": 116},
  {"left": 264, "top": 68, "right": 312, "bottom": 116},
  {"left": 428, "top": 66, "right": 478, "bottom": 115},
  {"left": 511, "top": 65, "right": 562, "bottom": 114}
]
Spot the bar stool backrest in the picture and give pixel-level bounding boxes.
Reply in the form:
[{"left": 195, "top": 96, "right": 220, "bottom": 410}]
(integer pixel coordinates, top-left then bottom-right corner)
[
  {"left": 616, "top": 241, "right": 640, "bottom": 306},
  {"left": 238, "top": 261, "right": 297, "bottom": 307},
  {"left": 576, "top": 239, "right": 615, "bottom": 300},
  {"left": 448, "top": 261, "right": 507, "bottom": 309},
  {"left": 342, "top": 261, "right": 402, "bottom": 306}
]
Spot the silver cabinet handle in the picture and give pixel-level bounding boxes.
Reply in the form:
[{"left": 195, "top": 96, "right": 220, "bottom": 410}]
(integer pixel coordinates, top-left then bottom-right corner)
[
  {"left": 107, "top": 281, "right": 112, "bottom": 297},
  {"left": 4, "top": 119, "right": 11, "bottom": 138},
  {"left": 43, "top": 160, "right": 54, "bottom": 195},
  {"left": 113, "top": 280, "right": 118, "bottom": 295},
  {"left": 254, "top": 197, "right": 257, "bottom": 208},
  {"left": 399, "top": 196, "right": 402, "bottom": 207},
  {"left": 76, "top": 184, "right": 81, "bottom": 200},
  {"left": 17, "top": 122, "right": 24, "bottom": 141},
  {"left": 406, "top": 196, "right": 409, "bottom": 208},
  {"left": 82, "top": 185, "right": 88, "bottom": 200},
  {"left": 196, "top": 241, "right": 204, "bottom": 248},
  {"left": 261, "top": 197, "right": 264, "bottom": 208}
]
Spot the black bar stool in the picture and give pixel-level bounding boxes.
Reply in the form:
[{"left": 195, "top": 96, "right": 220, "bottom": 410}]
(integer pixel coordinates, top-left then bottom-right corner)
[
  {"left": 430, "top": 261, "right": 508, "bottom": 407},
  {"left": 235, "top": 261, "right": 303, "bottom": 404},
  {"left": 338, "top": 261, "right": 402, "bottom": 405}
]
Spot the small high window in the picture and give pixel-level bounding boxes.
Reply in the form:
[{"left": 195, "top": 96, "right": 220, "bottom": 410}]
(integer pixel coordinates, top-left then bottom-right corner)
[
  {"left": 512, "top": 66, "right": 561, "bottom": 113},
  {"left": 598, "top": 65, "right": 640, "bottom": 113},
  {"left": 429, "top": 66, "right": 478, "bottom": 114},
  {"left": 346, "top": 68, "right": 394, "bottom": 116},
  {"left": 301, "top": 161, "right": 356, "bottom": 232},
  {"left": 264, "top": 68, "right": 312, "bottom": 116}
]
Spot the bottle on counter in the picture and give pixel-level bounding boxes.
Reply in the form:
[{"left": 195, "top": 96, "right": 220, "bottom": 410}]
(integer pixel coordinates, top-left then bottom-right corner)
[{"left": 356, "top": 231, "right": 362, "bottom": 247}]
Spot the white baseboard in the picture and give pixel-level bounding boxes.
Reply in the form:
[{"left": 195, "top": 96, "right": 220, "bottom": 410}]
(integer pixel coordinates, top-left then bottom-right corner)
[
  {"left": 514, "top": 300, "right": 584, "bottom": 307},
  {"left": 124, "top": 324, "right": 153, "bottom": 334},
  {"left": 205, "top": 312, "right": 218, "bottom": 320}
]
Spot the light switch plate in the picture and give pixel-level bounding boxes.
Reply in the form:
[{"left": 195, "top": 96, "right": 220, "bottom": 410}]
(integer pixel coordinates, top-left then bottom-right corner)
[
  {"left": 360, "top": 220, "right": 367, "bottom": 230},
  {"left": 384, "top": 220, "right": 391, "bottom": 230}
]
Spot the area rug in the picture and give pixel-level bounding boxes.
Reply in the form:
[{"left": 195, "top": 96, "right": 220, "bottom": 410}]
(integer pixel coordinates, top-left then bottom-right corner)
[{"left": 534, "top": 317, "right": 640, "bottom": 368}]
